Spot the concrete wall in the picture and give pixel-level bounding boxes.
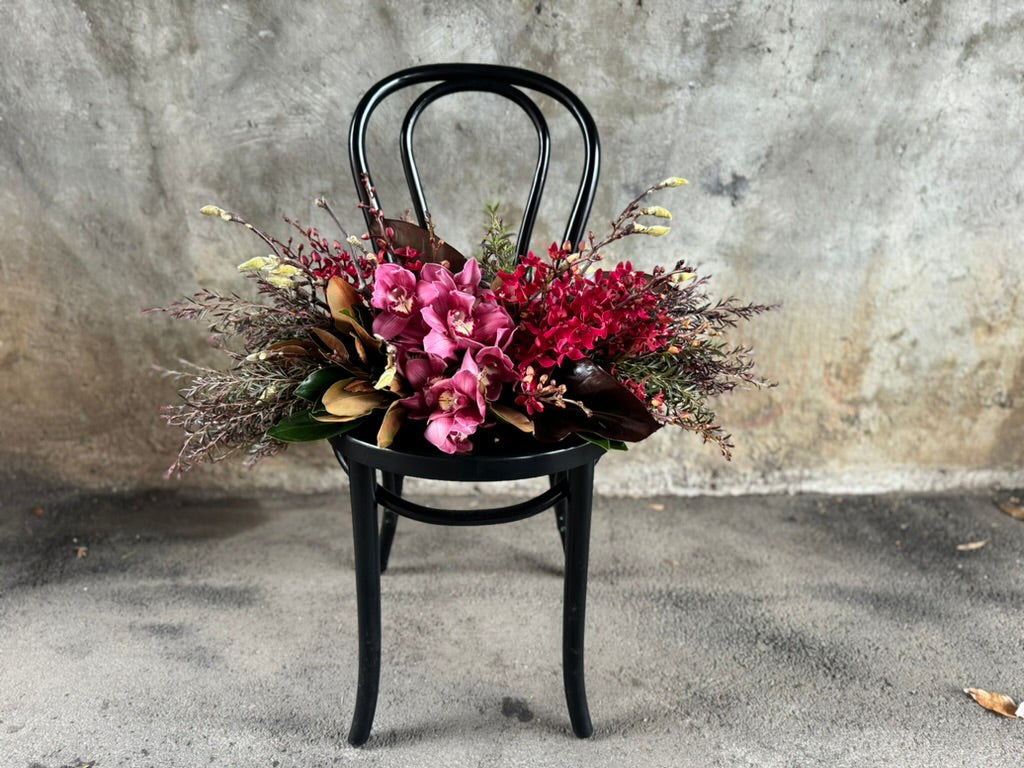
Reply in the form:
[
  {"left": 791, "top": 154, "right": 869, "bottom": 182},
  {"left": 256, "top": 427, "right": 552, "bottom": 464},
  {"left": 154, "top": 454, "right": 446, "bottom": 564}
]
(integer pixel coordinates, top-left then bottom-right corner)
[{"left": 2, "top": 0, "right": 1022, "bottom": 496}]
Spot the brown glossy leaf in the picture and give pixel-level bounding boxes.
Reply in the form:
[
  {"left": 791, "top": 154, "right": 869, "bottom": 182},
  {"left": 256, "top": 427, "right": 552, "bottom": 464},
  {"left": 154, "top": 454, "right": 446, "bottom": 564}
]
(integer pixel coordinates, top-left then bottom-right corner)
[
  {"left": 264, "top": 339, "right": 319, "bottom": 359},
  {"left": 998, "top": 496, "right": 1024, "bottom": 521},
  {"left": 964, "top": 688, "right": 1020, "bottom": 718},
  {"left": 532, "top": 359, "right": 662, "bottom": 443},
  {"left": 376, "top": 401, "right": 406, "bottom": 448},
  {"left": 325, "top": 278, "right": 376, "bottom": 344},
  {"left": 490, "top": 403, "right": 535, "bottom": 434},
  {"left": 310, "top": 412, "right": 364, "bottom": 424},
  {"left": 321, "top": 380, "right": 387, "bottom": 419},
  {"left": 343, "top": 379, "right": 376, "bottom": 394},
  {"left": 353, "top": 334, "right": 370, "bottom": 364},
  {"left": 380, "top": 218, "right": 467, "bottom": 271},
  {"left": 326, "top": 276, "right": 360, "bottom": 318},
  {"left": 309, "top": 328, "right": 351, "bottom": 363}
]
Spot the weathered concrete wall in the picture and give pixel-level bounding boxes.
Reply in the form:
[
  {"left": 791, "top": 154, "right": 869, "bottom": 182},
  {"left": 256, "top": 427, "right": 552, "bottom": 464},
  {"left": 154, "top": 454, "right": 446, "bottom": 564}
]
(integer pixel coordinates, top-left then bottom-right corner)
[{"left": 1, "top": 0, "right": 1022, "bottom": 496}]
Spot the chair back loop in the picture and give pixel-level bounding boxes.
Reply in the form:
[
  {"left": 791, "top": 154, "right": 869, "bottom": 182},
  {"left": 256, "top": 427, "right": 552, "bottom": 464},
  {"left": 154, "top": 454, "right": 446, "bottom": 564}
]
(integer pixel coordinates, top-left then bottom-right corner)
[{"left": 348, "top": 63, "right": 601, "bottom": 255}]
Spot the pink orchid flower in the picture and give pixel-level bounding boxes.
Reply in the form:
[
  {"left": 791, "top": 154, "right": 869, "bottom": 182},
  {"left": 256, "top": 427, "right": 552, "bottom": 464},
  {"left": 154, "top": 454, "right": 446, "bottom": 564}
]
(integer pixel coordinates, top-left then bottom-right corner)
[
  {"left": 371, "top": 263, "right": 421, "bottom": 340},
  {"left": 474, "top": 345, "right": 517, "bottom": 401},
  {"left": 419, "top": 263, "right": 515, "bottom": 361},
  {"left": 408, "top": 351, "right": 488, "bottom": 454}
]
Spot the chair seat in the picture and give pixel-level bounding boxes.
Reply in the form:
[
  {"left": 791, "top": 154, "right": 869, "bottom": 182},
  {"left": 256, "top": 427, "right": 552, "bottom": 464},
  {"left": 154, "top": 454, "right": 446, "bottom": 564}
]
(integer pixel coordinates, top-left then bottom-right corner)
[{"left": 331, "top": 423, "right": 605, "bottom": 482}]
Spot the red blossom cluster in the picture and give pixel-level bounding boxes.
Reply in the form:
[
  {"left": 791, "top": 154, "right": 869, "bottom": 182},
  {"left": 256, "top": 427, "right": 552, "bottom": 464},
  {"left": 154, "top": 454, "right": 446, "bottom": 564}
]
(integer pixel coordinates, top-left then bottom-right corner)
[{"left": 497, "top": 244, "right": 674, "bottom": 372}]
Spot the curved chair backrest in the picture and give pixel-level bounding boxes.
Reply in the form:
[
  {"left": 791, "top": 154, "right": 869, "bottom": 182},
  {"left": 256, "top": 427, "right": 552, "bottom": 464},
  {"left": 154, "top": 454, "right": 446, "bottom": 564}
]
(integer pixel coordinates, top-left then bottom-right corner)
[{"left": 348, "top": 63, "right": 601, "bottom": 257}]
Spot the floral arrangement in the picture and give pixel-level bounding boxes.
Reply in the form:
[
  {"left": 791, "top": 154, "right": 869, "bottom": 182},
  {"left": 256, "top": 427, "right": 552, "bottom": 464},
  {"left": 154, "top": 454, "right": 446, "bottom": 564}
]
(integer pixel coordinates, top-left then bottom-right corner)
[{"left": 150, "top": 177, "right": 771, "bottom": 475}]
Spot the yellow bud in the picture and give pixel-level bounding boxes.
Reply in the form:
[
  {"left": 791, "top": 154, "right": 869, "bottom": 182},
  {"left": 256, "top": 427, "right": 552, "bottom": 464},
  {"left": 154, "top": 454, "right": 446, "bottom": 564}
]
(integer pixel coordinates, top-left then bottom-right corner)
[
  {"left": 640, "top": 206, "right": 673, "bottom": 220},
  {"left": 632, "top": 223, "right": 671, "bottom": 237},
  {"left": 199, "top": 204, "right": 233, "bottom": 222},
  {"left": 671, "top": 271, "right": 696, "bottom": 283},
  {"left": 347, "top": 235, "right": 362, "bottom": 246},
  {"left": 269, "top": 264, "right": 302, "bottom": 277},
  {"left": 266, "top": 276, "right": 296, "bottom": 289},
  {"left": 237, "top": 255, "right": 277, "bottom": 272},
  {"left": 656, "top": 177, "right": 688, "bottom": 189}
]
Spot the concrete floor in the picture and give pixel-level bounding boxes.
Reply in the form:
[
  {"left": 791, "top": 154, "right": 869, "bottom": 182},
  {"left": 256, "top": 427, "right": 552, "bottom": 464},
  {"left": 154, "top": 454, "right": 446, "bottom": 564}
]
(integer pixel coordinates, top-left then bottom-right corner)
[{"left": 1, "top": 481, "right": 1023, "bottom": 767}]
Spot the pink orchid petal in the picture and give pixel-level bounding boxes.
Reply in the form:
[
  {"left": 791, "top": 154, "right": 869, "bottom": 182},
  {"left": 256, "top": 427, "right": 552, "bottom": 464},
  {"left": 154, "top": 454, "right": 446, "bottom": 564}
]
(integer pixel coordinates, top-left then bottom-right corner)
[
  {"left": 400, "top": 352, "right": 447, "bottom": 389},
  {"left": 455, "top": 259, "right": 481, "bottom": 291},
  {"left": 420, "top": 264, "right": 456, "bottom": 291},
  {"left": 423, "top": 329, "right": 458, "bottom": 360},
  {"left": 372, "top": 311, "right": 411, "bottom": 340},
  {"left": 420, "top": 303, "right": 448, "bottom": 335},
  {"left": 472, "top": 305, "right": 514, "bottom": 344}
]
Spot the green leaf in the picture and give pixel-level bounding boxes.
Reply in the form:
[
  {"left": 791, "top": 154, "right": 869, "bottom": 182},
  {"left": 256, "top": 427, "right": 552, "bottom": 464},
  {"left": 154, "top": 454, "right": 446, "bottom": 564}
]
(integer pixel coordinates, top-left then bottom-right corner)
[
  {"left": 294, "top": 367, "right": 347, "bottom": 401},
  {"left": 267, "top": 410, "right": 365, "bottom": 442},
  {"left": 579, "top": 433, "right": 629, "bottom": 451}
]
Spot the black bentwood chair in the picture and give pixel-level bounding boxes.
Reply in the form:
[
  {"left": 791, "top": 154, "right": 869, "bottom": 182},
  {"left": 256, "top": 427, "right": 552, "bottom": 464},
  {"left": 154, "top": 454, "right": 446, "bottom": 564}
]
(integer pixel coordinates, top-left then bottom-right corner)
[{"left": 330, "top": 63, "right": 605, "bottom": 746}]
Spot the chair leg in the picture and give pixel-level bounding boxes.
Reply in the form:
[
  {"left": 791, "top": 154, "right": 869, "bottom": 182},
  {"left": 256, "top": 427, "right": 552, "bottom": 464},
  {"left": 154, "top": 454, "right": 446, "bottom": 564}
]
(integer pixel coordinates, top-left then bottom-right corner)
[
  {"left": 347, "top": 460, "right": 382, "bottom": 747},
  {"left": 562, "top": 460, "right": 595, "bottom": 738},
  {"left": 379, "top": 473, "right": 403, "bottom": 573},
  {"left": 550, "top": 472, "right": 568, "bottom": 550}
]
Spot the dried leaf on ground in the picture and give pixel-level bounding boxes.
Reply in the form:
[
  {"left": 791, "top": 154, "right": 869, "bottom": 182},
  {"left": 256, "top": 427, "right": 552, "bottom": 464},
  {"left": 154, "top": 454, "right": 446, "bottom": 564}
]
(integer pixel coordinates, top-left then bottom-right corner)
[
  {"left": 74, "top": 546, "right": 89, "bottom": 559},
  {"left": 963, "top": 688, "right": 1020, "bottom": 718},
  {"left": 31, "top": 506, "right": 45, "bottom": 517},
  {"left": 956, "top": 540, "right": 988, "bottom": 551},
  {"left": 997, "top": 496, "right": 1024, "bottom": 521},
  {"left": 649, "top": 503, "right": 665, "bottom": 511}
]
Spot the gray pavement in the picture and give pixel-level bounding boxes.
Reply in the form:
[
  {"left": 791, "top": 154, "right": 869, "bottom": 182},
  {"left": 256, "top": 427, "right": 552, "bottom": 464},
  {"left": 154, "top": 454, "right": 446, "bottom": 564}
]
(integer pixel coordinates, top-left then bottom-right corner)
[{"left": 1, "top": 482, "right": 1023, "bottom": 767}]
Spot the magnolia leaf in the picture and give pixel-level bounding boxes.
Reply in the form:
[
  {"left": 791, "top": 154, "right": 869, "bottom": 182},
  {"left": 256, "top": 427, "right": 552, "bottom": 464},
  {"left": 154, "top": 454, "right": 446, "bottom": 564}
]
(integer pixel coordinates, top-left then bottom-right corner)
[
  {"left": 263, "top": 339, "right": 319, "bottom": 358},
  {"left": 309, "top": 327, "right": 351, "bottom": 362},
  {"left": 997, "top": 497, "right": 1024, "bottom": 521},
  {"left": 333, "top": 312, "right": 373, "bottom": 343},
  {"left": 326, "top": 276, "right": 360, "bottom": 318},
  {"left": 353, "top": 334, "right": 370, "bottom": 365},
  {"left": 579, "top": 433, "right": 629, "bottom": 451},
  {"left": 294, "top": 367, "right": 347, "bottom": 401},
  {"left": 532, "top": 359, "right": 661, "bottom": 443},
  {"left": 964, "top": 688, "right": 1020, "bottom": 718},
  {"left": 490, "top": 403, "right": 535, "bottom": 434},
  {"left": 321, "top": 380, "right": 388, "bottom": 418},
  {"left": 324, "top": 279, "right": 376, "bottom": 344},
  {"left": 376, "top": 401, "right": 406, "bottom": 448},
  {"left": 381, "top": 218, "right": 467, "bottom": 270},
  {"left": 267, "top": 410, "right": 362, "bottom": 442},
  {"left": 343, "top": 379, "right": 376, "bottom": 394}
]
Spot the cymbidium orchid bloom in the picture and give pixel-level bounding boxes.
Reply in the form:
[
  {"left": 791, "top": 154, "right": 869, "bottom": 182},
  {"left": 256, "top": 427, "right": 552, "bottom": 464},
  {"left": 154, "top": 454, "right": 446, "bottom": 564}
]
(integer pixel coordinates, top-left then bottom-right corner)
[
  {"left": 410, "top": 351, "right": 488, "bottom": 454},
  {"left": 418, "top": 260, "right": 515, "bottom": 361},
  {"left": 371, "top": 263, "right": 421, "bottom": 339},
  {"left": 475, "top": 345, "right": 517, "bottom": 401}
]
